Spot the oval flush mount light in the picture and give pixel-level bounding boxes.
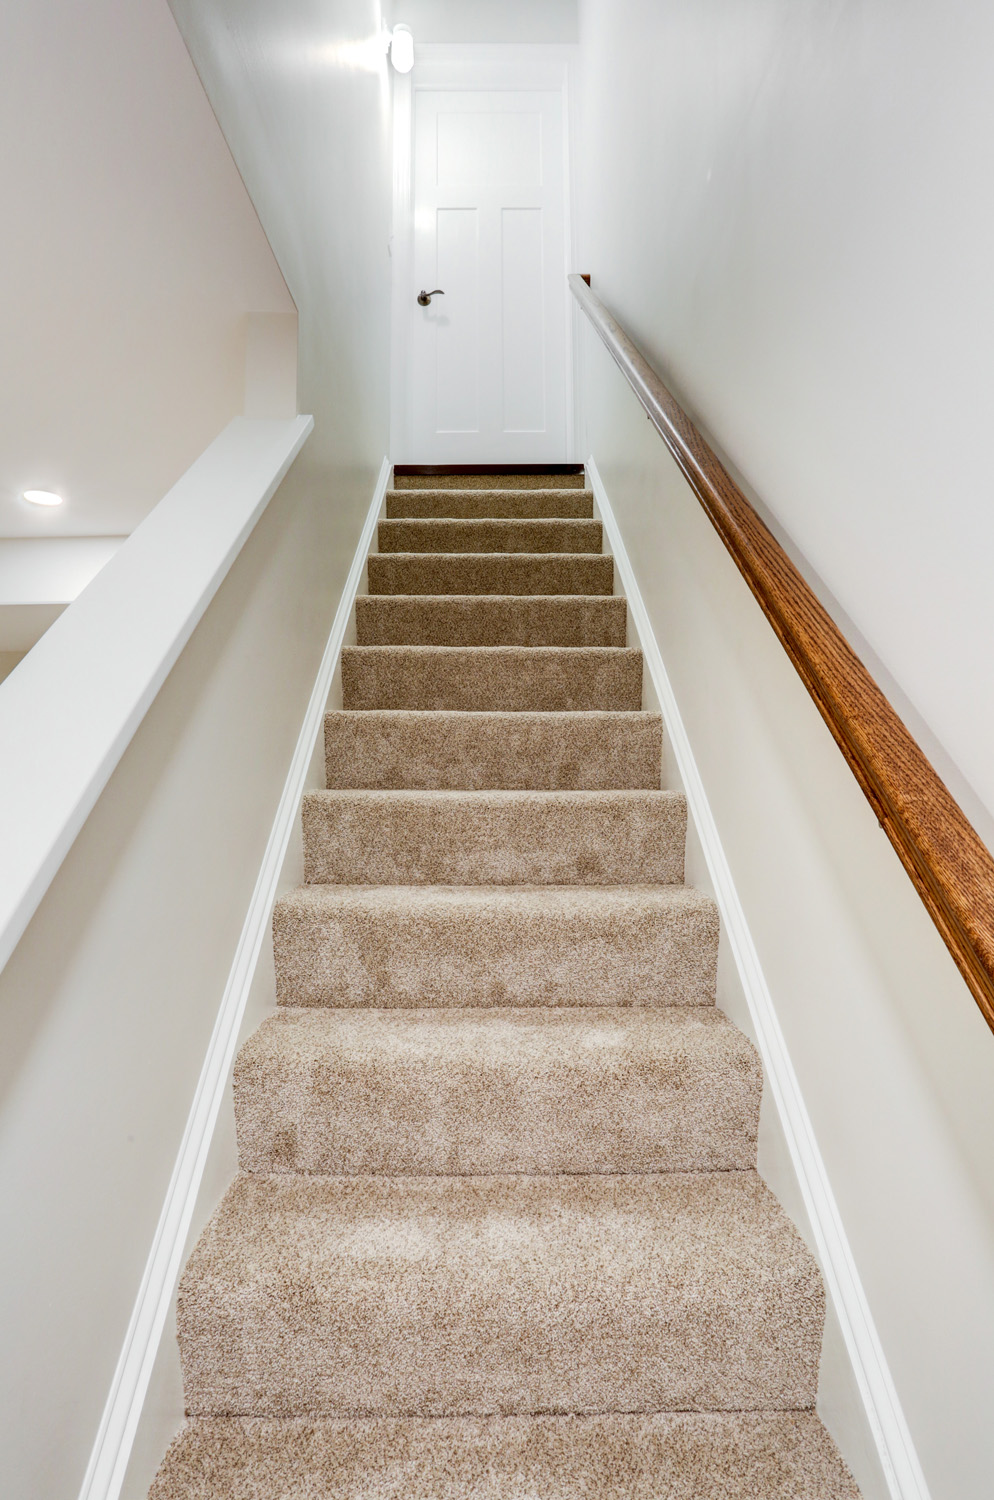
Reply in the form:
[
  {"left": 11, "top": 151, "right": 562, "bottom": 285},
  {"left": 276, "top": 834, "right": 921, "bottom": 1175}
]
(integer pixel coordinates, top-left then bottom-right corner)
[
  {"left": 23, "top": 489, "right": 64, "bottom": 507},
  {"left": 389, "top": 23, "right": 414, "bottom": 74}
]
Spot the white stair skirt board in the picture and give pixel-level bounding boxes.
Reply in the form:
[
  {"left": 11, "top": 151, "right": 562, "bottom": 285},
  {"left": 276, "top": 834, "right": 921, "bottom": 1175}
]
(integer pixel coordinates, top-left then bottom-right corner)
[
  {"left": 76, "top": 458, "right": 391, "bottom": 1500},
  {"left": 587, "top": 457, "right": 931, "bottom": 1500}
]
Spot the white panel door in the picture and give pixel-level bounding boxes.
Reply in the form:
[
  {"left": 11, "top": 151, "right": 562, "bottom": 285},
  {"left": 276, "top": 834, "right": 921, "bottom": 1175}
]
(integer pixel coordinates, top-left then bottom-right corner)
[{"left": 409, "top": 90, "right": 568, "bottom": 463}]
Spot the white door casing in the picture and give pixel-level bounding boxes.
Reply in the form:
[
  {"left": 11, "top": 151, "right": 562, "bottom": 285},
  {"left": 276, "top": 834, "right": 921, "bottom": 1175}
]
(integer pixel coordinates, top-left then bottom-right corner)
[{"left": 399, "top": 63, "right": 571, "bottom": 464}]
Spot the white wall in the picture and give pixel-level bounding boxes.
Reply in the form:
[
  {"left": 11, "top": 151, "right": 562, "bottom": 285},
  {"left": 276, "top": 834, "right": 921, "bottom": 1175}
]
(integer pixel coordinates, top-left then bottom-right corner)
[
  {"left": 386, "top": 0, "right": 578, "bottom": 44},
  {"left": 0, "top": 537, "right": 125, "bottom": 656},
  {"left": 0, "top": 539, "right": 125, "bottom": 650},
  {"left": 0, "top": 0, "right": 293, "bottom": 541},
  {"left": 574, "top": 0, "right": 994, "bottom": 840},
  {"left": 0, "top": 4, "right": 393, "bottom": 1497},
  {"left": 0, "top": 540, "right": 124, "bottom": 606},
  {"left": 167, "top": 0, "right": 393, "bottom": 525},
  {"left": 576, "top": 3, "right": 994, "bottom": 1495}
]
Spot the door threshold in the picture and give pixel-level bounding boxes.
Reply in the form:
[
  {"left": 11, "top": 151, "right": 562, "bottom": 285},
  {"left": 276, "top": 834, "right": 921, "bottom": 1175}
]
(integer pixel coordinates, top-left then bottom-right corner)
[{"left": 393, "top": 464, "right": 584, "bottom": 477}]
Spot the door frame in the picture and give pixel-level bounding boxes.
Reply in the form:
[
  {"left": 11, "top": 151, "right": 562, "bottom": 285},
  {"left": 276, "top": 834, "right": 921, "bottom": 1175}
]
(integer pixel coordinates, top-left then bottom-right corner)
[{"left": 389, "top": 44, "right": 580, "bottom": 464}]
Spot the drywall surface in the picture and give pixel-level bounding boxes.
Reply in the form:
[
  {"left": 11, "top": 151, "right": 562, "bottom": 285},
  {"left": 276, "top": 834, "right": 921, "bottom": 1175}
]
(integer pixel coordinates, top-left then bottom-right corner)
[
  {"left": 0, "top": 539, "right": 125, "bottom": 607},
  {"left": 579, "top": 316, "right": 994, "bottom": 1499},
  {"left": 167, "top": 0, "right": 393, "bottom": 534},
  {"left": 0, "top": 7, "right": 393, "bottom": 1496},
  {"left": 575, "top": 0, "right": 994, "bottom": 834},
  {"left": 0, "top": 536, "right": 125, "bottom": 651},
  {"left": 0, "top": 0, "right": 293, "bottom": 540},
  {"left": 386, "top": 0, "right": 578, "bottom": 43},
  {"left": 0, "top": 450, "right": 357, "bottom": 1500}
]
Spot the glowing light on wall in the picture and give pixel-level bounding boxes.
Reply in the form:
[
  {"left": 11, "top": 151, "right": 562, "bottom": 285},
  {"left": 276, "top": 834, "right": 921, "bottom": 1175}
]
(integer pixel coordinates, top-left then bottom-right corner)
[{"left": 389, "top": 24, "right": 414, "bottom": 74}]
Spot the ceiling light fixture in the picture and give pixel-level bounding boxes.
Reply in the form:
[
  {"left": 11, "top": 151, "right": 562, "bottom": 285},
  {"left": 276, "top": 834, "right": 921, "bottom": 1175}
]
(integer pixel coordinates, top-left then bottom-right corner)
[
  {"left": 389, "top": 23, "right": 414, "bottom": 74},
  {"left": 23, "top": 489, "right": 64, "bottom": 507}
]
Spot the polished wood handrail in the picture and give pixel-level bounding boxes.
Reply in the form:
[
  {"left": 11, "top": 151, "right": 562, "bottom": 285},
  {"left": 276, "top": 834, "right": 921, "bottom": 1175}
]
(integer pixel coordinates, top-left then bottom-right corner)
[{"left": 570, "top": 271, "right": 994, "bottom": 1033}]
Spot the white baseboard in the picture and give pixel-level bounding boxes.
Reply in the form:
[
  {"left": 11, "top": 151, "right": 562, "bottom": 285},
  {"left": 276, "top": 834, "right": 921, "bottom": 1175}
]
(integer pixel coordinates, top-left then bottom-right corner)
[
  {"left": 77, "top": 457, "right": 391, "bottom": 1500},
  {"left": 587, "top": 456, "right": 930, "bottom": 1500}
]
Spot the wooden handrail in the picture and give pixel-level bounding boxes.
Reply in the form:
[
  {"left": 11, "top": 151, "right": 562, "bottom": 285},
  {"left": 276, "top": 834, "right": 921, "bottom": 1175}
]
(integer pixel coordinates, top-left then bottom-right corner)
[{"left": 570, "top": 271, "right": 994, "bottom": 1034}]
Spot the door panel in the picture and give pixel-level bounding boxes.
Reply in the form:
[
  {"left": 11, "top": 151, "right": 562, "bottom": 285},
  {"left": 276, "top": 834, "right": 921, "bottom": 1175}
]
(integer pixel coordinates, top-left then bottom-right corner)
[
  {"left": 435, "top": 208, "right": 479, "bottom": 432},
  {"left": 436, "top": 109, "right": 543, "bottom": 187},
  {"left": 501, "top": 207, "right": 545, "bottom": 433},
  {"left": 409, "top": 90, "right": 567, "bottom": 463}
]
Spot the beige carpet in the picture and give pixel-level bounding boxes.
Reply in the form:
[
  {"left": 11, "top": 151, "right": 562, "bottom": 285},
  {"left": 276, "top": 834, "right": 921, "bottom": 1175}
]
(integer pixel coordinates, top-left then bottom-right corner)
[
  {"left": 354, "top": 594, "right": 629, "bottom": 646},
  {"left": 151, "top": 473, "right": 860, "bottom": 1497},
  {"left": 367, "top": 551, "right": 615, "bottom": 595},
  {"left": 323, "top": 710, "right": 661, "bottom": 788}
]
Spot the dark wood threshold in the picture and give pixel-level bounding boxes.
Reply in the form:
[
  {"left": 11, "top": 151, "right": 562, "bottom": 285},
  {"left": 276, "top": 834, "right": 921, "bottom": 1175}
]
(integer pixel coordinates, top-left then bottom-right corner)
[{"left": 393, "top": 464, "right": 584, "bottom": 477}]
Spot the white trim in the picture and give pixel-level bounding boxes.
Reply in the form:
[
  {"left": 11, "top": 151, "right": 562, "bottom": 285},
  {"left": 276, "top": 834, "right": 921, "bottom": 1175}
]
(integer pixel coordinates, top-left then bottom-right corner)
[
  {"left": 560, "top": 56, "right": 578, "bottom": 462},
  {"left": 588, "top": 455, "right": 931, "bottom": 1500},
  {"left": 76, "top": 458, "right": 390, "bottom": 1500},
  {"left": 0, "top": 416, "right": 313, "bottom": 980},
  {"left": 388, "top": 67, "right": 414, "bottom": 462},
  {"left": 413, "top": 42, "right": 576, "bottom": 92}
]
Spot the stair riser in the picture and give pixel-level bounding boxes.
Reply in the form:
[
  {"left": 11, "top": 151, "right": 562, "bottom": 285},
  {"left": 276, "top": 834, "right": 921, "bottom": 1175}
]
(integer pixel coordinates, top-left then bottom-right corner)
[
  {"left": 341, "top": 648, "right": 642, "bottom": 712},
  {"left": 177, "top": 1174, "right": 824, "bottom": 1417},
  {"left": 378, "top": 520, "right": 603, "bottom": 554},
  {"left": 386, "top": 490, "right": 594, "bottom": 518},
  {"left": 235, "top": 1008, "right": 761, "bottom": 1175},
  {"left": 301, "top": 792, "right": 686, "bottom": 886},
  {"left": 324, "top": 711, "right": 662, "bottom": 790},
  {"left": 367, "top": 555, "right": 613, "bottom": 596},
  {"left": 273, "top": 886, "right": 717, "bottom": 1009},
  {"left": 354, "top": 595, "right": 626, "bottom": 647},
  {"left": 150, "top": 1414, "right": 862, "bottom": 1500}
]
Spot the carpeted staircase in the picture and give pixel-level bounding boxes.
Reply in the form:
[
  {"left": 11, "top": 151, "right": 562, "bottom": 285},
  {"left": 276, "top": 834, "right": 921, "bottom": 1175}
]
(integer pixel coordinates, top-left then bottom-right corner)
[{"left": 151, "top": 472, "right": 860, "bottom": 1497}]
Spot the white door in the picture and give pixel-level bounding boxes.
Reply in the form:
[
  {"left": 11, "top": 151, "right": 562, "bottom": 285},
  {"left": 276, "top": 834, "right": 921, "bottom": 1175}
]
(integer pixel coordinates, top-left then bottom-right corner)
[{"left": 408, "top": 89, "right": 568, "bottom": 464}]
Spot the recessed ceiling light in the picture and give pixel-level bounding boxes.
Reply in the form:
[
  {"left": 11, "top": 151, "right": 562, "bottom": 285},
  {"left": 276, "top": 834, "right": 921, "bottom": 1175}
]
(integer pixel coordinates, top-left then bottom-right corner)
[{"left": 23, "top": 489, "right": 64, "bottom": 507}]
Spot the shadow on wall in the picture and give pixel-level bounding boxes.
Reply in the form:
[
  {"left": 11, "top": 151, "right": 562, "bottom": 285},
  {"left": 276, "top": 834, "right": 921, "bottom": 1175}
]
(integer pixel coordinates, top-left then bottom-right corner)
[{"left": 0, "top": 652, "right": 26, "bottom": 685}]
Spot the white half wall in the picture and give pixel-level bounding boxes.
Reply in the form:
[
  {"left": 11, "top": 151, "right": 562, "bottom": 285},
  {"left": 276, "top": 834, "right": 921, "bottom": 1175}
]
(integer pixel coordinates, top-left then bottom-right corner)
[
  {"left": 0, "top": 0, "right": 294, "bottom": 540},
  {"left": 0, "top": 445, "right": 357, "bottom": 1500}
]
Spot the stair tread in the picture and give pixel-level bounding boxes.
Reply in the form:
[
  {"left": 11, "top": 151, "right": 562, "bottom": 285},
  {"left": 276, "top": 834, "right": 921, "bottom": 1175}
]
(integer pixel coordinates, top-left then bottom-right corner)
[
  {"left": 378, "top": 519, "right": 603, "bottom": 553},
  {"left": 273, "top": 883, "right": 717, "bottom": 1010},
  {"left": 152, "top": 1413, "right": 860, "bottom": 1500},
  {"left": 235, "top": 1005, "right": 760, "bottom": 1175},
  {"left": 368, "top": 553, "right": 614, "bottom": 596},
  {"left": 324, "top": 709, "right": 661, "bottom": 789},
  {"left": 178, "top": 1170, "right": 823, "bottom": 1417},
  {"left": 355, "top": 594, "right": 627, "bottom": 646},
  {"left": 301, "top": 789, "right": 686, "bottom": 886},
  {"left": 341, "top": 646, "right": 643, "bottom": 713}
]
